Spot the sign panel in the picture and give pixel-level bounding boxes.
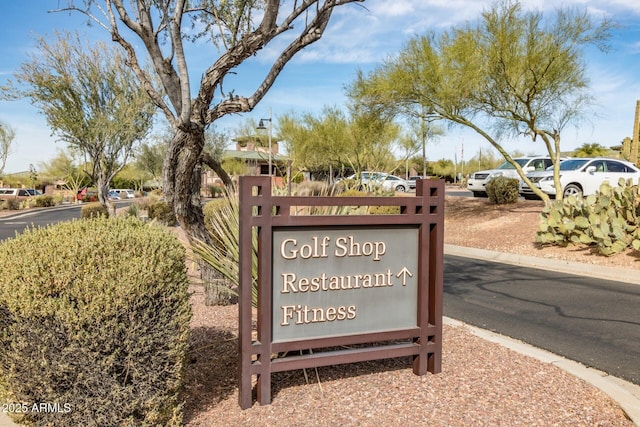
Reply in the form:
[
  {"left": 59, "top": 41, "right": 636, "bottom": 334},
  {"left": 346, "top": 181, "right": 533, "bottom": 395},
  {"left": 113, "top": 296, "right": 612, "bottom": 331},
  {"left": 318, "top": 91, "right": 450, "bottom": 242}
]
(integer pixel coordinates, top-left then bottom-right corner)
[{"left": 272, "top": 226, "right": 419, "bottom": 342}]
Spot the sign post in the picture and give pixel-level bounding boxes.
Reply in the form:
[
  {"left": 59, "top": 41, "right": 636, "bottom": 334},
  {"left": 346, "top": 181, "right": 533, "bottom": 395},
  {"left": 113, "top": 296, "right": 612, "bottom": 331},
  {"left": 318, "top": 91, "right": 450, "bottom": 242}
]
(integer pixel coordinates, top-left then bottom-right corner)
[{"left": 238, "top": 176, "right": 444, "bottom": 409}]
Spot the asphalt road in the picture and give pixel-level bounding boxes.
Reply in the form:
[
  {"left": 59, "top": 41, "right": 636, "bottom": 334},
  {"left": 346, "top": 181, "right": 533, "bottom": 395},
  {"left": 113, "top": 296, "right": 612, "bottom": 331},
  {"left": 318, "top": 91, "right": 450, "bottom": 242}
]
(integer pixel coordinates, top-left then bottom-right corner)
[
  {"left": 444, "top": 254, "right": 640, "bottom": 385},
  {"left": 0, "top": 202, "right": 131, "bottom": 241},
  {"left": 0, "top": 205, "right": 83, "bottom": 240}
]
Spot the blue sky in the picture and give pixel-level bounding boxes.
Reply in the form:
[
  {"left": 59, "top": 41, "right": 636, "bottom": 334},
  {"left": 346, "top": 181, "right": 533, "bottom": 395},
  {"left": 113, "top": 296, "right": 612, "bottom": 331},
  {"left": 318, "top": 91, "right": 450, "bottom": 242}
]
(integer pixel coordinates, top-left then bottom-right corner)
[{"left": 2, "top": 0, "right": 640, "bottom": 174}]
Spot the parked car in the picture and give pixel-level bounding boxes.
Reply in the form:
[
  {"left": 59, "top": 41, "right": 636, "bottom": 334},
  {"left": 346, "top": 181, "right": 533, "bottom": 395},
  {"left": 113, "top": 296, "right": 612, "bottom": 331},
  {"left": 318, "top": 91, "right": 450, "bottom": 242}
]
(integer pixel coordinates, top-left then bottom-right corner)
[
  {"left": 339, "top": 172, "right": 387, "bottom": 190},
  {"left": 107, "top": 190, "right": 121, "bottom": 200},
  {"left": 342, "top": 171, "right": 386, "bottom": 183},
  {"left": 407, "top": 176, "right": 424, "bottom": 190},
  {"left": 377, "top": 174, "right": 409, "bottom": 192},
  {"left": 520, "top": 157, "right": 640, "bottom": 199},
  {"left": 77, "top": 187, "right": 98, "bottom": 202},
  {"left": 0, "top": 188, "right": 39, "bottom": 202},
  {"left": 111, "top": 189, "right": 135, "bottom": 199},
  {"left": 467, "top": 156, "right": 557, "bottom": 197}
]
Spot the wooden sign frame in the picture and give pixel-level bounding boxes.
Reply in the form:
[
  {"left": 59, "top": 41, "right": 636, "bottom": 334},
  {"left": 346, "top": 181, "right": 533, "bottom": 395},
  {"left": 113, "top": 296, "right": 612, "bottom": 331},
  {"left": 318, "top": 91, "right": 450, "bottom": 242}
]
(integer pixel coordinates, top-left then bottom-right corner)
[{"left": 238, "top": 176, "right": 444, "bottom": 409}]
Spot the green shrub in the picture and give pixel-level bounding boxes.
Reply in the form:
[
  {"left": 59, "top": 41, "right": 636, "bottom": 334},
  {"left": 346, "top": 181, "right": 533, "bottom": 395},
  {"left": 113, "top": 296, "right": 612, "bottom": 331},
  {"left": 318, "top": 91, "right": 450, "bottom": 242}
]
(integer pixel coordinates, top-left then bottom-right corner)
[
  {"left": 133, "top": 196, "right": 154, "bottom": 212},
  {"left": 80, "top": 202, "right": 109, "bottom": 219},
  {"left": 208, "top": 185, "right": 224, "bottom": 198},
  {"left": 126, "top": 202, "right": 139, "bottom": 217},
  {"left": 0, "top": 216, "right": 191, "bottom": 426},
  {"left": 338, "top": 189, "right": 369, "bottom": 197},
  {"left": 148, "top": 200, "right": 177, "bottom": 226},
  {"left": 485, "top": 176, "right": 519, "bottom": 204},
  {"left": 290, "top": 172, "right": 305, "bottom": 184},
  {"left": 34, "top": 195, "right": 55, "bottom": 207},
  {"left": 1, "top": 199, "right": 20, "bottom": 210}
]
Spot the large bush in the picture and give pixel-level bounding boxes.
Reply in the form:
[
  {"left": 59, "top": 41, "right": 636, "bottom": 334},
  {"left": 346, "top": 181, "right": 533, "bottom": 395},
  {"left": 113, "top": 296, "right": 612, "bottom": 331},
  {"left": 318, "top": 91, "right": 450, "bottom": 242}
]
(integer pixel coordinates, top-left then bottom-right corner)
[
  {"left": 485, "top": 176, "right": 519, "bottom": 204},
  {"left": 1, "top": 198, "right": 20, "bottom": 210},
  {"left": 147, "top": 200, "right": 177, "bottom": 226},
  {"left": 0, "top": 217, "right": 191, "bottom": 426},
  {"left": 80, "top": 201, "right": 109, "bottom": 219},
  {"left": 35, "top": 195, "right": 55, "bottom": 207}
]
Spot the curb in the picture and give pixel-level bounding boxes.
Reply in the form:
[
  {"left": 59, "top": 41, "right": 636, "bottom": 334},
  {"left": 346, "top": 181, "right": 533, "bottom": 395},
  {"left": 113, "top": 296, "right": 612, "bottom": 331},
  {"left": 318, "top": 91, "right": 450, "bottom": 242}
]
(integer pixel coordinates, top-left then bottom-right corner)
[{"left": 445, "top": 244, "right": 640, "bottom": 286}]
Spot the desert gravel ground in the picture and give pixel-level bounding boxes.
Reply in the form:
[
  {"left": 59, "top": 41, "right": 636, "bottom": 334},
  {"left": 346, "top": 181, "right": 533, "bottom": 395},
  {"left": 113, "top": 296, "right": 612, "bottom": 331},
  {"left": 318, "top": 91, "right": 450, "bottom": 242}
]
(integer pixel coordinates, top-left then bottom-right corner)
[{"left": 180, "top": 195, "right": 635, "bottom": 426}]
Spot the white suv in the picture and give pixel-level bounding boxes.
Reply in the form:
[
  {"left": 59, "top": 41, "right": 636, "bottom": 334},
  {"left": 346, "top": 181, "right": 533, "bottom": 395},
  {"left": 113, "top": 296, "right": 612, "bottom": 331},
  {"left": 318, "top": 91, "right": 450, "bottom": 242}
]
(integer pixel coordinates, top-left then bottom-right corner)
[
  {"left": 520, "top": 157, "right": 640, "bottom": 199},
  {"left": 467, "top": 157, "right": 554, "bottom": 198}
]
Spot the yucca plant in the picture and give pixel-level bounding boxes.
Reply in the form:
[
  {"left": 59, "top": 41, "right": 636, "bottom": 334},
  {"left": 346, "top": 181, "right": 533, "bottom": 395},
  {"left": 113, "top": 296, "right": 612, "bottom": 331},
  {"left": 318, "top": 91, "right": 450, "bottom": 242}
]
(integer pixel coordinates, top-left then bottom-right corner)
[{"left": 192, "top": 186, "right": 258, "bottom": 306}]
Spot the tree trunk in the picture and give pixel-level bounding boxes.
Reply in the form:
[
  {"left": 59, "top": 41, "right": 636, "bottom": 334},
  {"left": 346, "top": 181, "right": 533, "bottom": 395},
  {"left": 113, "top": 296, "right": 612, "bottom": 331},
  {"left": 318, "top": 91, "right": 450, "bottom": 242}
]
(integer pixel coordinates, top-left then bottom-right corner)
[
  {"left": 163, "top": 127, "right": 235, "bottom": 305},
  {"left": 96, "top": 173, "right": 110, "bottom": 211}
]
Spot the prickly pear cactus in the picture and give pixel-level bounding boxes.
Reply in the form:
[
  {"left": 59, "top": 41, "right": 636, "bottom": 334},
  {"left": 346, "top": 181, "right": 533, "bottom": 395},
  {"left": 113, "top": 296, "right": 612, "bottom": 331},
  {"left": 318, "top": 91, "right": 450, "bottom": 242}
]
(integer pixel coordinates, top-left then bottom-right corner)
[{"left": 537, "top": 178, "right": 640, "bottom": 256}]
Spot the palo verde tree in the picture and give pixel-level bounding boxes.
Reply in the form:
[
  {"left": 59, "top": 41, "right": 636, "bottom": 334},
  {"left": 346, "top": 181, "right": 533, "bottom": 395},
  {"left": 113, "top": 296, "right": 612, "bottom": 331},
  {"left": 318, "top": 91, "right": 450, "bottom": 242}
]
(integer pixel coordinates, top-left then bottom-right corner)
[
  {"left": 279, "top": 107, "right": 350, "bottom": 180},
  {"left": 0, "top": 121, "right": 15, "bottom": 176},
  {"left": 279, "top": 105, "right": 399, "bottom": 180},
  {"left": 39, "top": 149, "right": 90, "bottom": 199},
  {"left": 135, "top": 141, "right": 167, "bottom": 187},
  {"left": 349, "top": 0, "right": 612, "bottom": 203},
  {"left": 56, "top": 0, "right": 366, "bottom": 244},
  {"left": 12, "top": 31, "right": 155, "bottom": 208}
]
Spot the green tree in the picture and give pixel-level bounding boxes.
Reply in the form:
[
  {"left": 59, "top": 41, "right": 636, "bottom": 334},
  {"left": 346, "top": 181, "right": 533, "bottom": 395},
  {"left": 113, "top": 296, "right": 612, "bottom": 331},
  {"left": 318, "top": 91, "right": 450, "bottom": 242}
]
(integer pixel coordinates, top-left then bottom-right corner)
[
  {"left": 135, "top": 141, "right": 166, "bottom": 186},
  {"left": 28, "top": 164, "right": 38, "bottom": 189},
  {"left": 57, "top": 0, "right": 365, "bottom": 247},
  {"left": 12, "top": 31, "right": 155, "bottom": 208},
  {"left": 279, "top": 106, "right": 399, "bottom": 180},
  {"left": 39, "top": 149, "right": 90, "bottom": 200},
  {"left": 571, "top": 142, "right": 610, "bottom": 158},
  {"left": 279, "top": 107, "right": 349, "bottom": 180},
  {"left": 221, "top": 157, "right": 249, "bottom": 176},
  {"left": 112, "top": 163, "right": 148, "bottom": 192},
  {"left": 0, "top": 122, "right": 15, "bottom": 176},
  {"left": 397, "top": 132, "right": 420, "bottom": 179},
  {"left": 406, "top": 113, "right": 445, "bottom": 177},
  {"left": 347, "top": 107, "right": 400, "bottom": 175},
  {"left": 431, "top": 158, "right": 455, "bottom": 180},
  {"left": 348, "top": 0, "right": 612, "bottom": 203}
]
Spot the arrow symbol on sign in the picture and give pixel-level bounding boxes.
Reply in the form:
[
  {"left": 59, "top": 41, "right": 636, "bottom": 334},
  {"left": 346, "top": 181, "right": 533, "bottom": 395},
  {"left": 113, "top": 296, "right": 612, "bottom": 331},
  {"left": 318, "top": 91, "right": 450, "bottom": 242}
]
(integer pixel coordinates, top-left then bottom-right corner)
[{"left": 396, "top": 267, "right": 413, "bottom": 286}]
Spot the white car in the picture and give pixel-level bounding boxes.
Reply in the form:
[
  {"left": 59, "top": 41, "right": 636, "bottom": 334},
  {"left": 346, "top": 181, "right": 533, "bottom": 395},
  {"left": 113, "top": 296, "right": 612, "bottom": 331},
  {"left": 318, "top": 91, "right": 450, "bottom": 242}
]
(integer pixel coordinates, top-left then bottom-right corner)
[
  {"left": 111, "top": 189, "right": 136, "bottom": 199},
  {"left": 376, "top": 174, "right": 409, "bottom": 192},
  {"left": 339, "top": 171, "right": 385, "bottom": 190},
  {"left": 520, "top": 157, "right": 640, "bottom": 199},
  {"left": 467, "top": 157, "right": 555, "bottom": 197}
]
